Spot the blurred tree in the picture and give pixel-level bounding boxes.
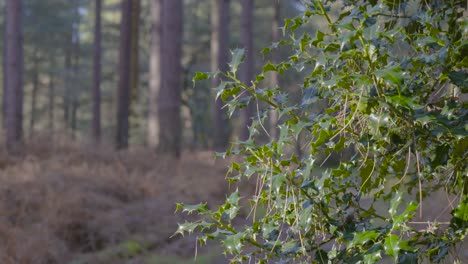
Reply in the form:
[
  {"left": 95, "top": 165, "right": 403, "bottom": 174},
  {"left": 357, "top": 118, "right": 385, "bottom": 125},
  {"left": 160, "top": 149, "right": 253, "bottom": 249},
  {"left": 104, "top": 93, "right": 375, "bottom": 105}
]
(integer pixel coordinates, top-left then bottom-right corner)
[
  {"left": 1, "top": 1, "right": 6, "bottom": 129},
  {"left": 28, "top": 48, "right": 39, "bottom": 136},
  {"left": 47, "top": 56, "right": 56, "bottom": 135},
  {"left": 0, "top": 0, "right": 301, "bottom": 150},
  {"left": 239, "top": 0, "right": 254, "bottom": 141},
  {"left": 268, "top": 0, "right": 280, "bottom": 140},
  {"left": 148, "top": 0, "right": 162, "bottom": 148},
  {"left": 4, "top": 0, "right": 24, "bottom": 154},
  {"left": 211, "top": 0, "right": 231, "bottom": 150},
  {"left": 158, "top": 0, "right": 183, "bottom": 157},
  {"left": 70, "top": 4, "right": 81, "bottom": 137},
  {"left": 116, "top": 0, "right": 132, "bottom": 149},
  {"left": 129, "top": 0, "right": 140, "bottom": 137},
  {"left": 92, "top": 0, "right": 102, "bottom": 142}
]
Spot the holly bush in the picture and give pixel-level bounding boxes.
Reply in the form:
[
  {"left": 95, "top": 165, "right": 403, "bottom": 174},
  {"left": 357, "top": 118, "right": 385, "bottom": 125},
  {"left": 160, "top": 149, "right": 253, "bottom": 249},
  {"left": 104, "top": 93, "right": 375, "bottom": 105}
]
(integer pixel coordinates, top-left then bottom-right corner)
[{"left": 178, "top": 1, "right": 467, "bottom": 263}]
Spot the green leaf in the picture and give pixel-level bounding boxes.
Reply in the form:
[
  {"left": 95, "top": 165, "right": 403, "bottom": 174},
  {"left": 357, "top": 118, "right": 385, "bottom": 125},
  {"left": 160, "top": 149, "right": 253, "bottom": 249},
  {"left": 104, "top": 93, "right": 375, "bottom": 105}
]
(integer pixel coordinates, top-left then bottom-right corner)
[
  {"left": 227, "top": 189, "right": 241, "bottom": 205},
  {"left": 263, "top": 62, "right": 277, "bottom": 73},
  {"left": 281, "top": 241, "right": 300, "bottom": 255},
  {"left": 214, "top": 81, "right": 228, "bottom": 101},
  {"left": 393, "top": 202, "right": 418, "bottom": 227},
  {"left": 363, "top": 245, "right": 382, "bottom": 264},
  {"left": 312, "top": 30, "right": 325, "bottom": 46},
  {"left": 375, "top": 66, "right": 403, "bottom": 86},
  {"left": 176, "top": 202, "right": 208, "bottom": 214},
  {"left": 229, "top": 48, "right": 245, "bottom": 75},
  {"left": 447, "top": 71, "right": 468, "bottom": 90},
  {"left": 193, "top": 71, "right": 208, "bottom": 82},
  {"left": 359, "top": 159, "right": 375, "bottom": 193},
  {"left": 451, "top": 196, "right": 468, "bottom": 228},
  {"left": 384, "top": 235, "right": 413, "bottom": 260},
  {"left": 389, "top": 191, "right": 403, "bottom": 217},
  {"left": 175, "top": 221, "right": 201, "bottom": 236},
  {"left": 417, "top": 36, "right": 444, "bottom": 48},
  {"left": 223, "top": 233, "right": 244, "bottom": 254},
  {"left": 349, "top": 231, "right": 380, "bottom": 248}
]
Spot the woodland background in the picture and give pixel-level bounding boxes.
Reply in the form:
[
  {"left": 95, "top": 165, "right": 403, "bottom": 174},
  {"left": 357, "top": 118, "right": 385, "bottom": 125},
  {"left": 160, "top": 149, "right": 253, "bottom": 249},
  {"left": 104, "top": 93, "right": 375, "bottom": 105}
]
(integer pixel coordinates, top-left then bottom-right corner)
[
  {"left": 0, "top": 0, "right": 310, "bottom": 153},
  {"left": 1, "top": 0, "right": 465, "bottom": 263},
  {"left": 0, "top": 0, "right": 319, "bottom": 263}
]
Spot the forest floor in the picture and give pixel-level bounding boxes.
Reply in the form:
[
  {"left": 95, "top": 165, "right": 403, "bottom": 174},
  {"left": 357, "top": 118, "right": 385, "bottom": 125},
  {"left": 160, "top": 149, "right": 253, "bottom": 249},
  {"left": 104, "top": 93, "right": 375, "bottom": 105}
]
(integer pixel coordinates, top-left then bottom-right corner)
[
  {"left": 0, "top": 136, "right": 235, "bottom": 264},
  {"left": 0, "top": 137, "right": 466, "bottom": 264}
]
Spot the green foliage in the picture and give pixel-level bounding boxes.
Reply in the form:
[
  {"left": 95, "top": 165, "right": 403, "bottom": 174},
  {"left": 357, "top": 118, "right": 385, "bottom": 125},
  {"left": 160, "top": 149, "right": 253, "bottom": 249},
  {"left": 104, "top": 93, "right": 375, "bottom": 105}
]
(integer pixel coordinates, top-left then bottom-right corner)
[{"left": 180, "top": 1, "right": 467, "bottom": 263}]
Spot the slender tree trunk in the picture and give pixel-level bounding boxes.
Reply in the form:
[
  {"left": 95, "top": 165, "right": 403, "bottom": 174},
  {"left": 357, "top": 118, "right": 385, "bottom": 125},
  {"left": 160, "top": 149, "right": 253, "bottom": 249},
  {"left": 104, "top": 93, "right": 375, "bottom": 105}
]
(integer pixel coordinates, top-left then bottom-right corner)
[
  {"left": 48, "top": 62, "right": 55, "bottom": 135},
  {"left": 116, "top": 0, "right": 133, "bottom": 149},
  {"left": 240, "top": 0, "right": 254, "bottom": 141},
  {"left": 129, "top": 0, "right": 140, "bottom": 136},
  {"left": 71, "top": 22, "right": 81, "bottom": 138},
  {"left": 2, "top": 4, "right": 7, "bottom": 129},
  {"left": 269, "top": 1, "right": 280, "bottom": 140},
  {"left": 71, "top": 100, "right": 79, "bottom": 135},
  {"left": 148, "top": 0, "right": 162, "bottom": 148},
  {"left": 211, "top": 0, "right": 231, "bottom": 150},
  {"left": 92, "top": 0, "right": 102, "bottom": 142},
  {"left": 5, "top": 0, "right": 23, "bottom": 154},
  {"left": 158, "top": 0, "right": 183, "bottom": 157},
  {"left": 63, "top": 33, "right": 72, "bottom": 129},
  {"left": 29, "top": 51, "right": 39, "bottom": 137}
]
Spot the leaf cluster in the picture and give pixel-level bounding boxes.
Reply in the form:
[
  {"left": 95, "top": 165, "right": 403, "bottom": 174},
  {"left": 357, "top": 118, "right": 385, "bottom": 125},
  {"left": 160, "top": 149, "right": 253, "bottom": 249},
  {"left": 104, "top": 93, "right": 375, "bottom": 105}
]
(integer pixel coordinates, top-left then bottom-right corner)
[{"left": 182, "top": 1, "right": 467, "bottom": 263}]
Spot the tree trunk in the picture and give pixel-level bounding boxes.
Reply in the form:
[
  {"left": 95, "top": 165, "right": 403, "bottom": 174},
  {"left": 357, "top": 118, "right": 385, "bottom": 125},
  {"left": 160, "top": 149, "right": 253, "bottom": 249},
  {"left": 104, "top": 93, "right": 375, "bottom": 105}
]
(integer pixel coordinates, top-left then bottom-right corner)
[
  {"left": 269, "top": 1, "right": 280, "bottom": 141},
  {"left": 29, "top": 51, "right": 39, "bottom": 137},
  {"left": 211, "top": 0, "right": 231, "bottom": 150},
  {"left": 116, "top": 0, "right": 133, "bottom": 149},
  {"left": 48, "top": 62, "right": 55, "bottom": 135},
  {"left": 148, "top": 0, "right": 162, "bottom": 148},
  {"left": 71, "top": 17, "right": 81, "bottom": 138},
  {"left": 240, "top": 0, "right": 254, "bottom": 141},
  {"left": 2, "top": 3, "right": 7, "bottom": 129},
  {"left": 92, "top": 0, "right": 102, "bottom": 142},
  {"left": 129, "top": 0, "right": 140, "bottom": 136},
  {"left": 4, "top": 0, "right": 23, "bottom": 154},
  {"left": 71, "top": 100, "right": 79, "bottom": 136},
  {"left": 63, "top": 33, "right": 72, "bottom": 130},
  {"left": 158, "top": 0, "right": 183, "bottom": 157}
]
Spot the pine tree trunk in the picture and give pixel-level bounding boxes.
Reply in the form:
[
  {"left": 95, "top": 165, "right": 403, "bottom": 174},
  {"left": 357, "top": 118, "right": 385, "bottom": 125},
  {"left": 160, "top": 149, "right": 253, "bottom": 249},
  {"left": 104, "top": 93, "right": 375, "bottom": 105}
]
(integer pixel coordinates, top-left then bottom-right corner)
[
  {"left": 92, "top": 0, "right": 102, "bottom": 142},
  {"left": 240, "top": 0, "right": 254, "bottom": 141},
  {"left": 116, "top": 0, "right": 133, "bottom": 149},
  {"left": 47, "top": 61, "right": 55, "bottom": 136},
  {"left": 158, "top": 0, "right": 183, "bottom": 157},
  {"left": 129, "top": 0, "right": 140, "bottom": 136},
  {"left": 63, "top": 33, "right": 72, "bottom": 130},
  {"left": 71, "top": 17, "right": 81, "bottom": 138},
  {"left": 269, "top": 1, "right": 280, "bottom": 141},
  {"left": 211, "top": 0, "right": 231, "bottom": 150},
  {"left": 29, "top": 51, "right": 39, "bottom": 137},
  {"left": 4, "top": 0, "right": 23, "bottom": 154},
  {"left": 148, "top": 0, "right": 162, "bottom": 148},
  {"left": 2, "top": 3, "right": 7, "bottom": 129}
]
